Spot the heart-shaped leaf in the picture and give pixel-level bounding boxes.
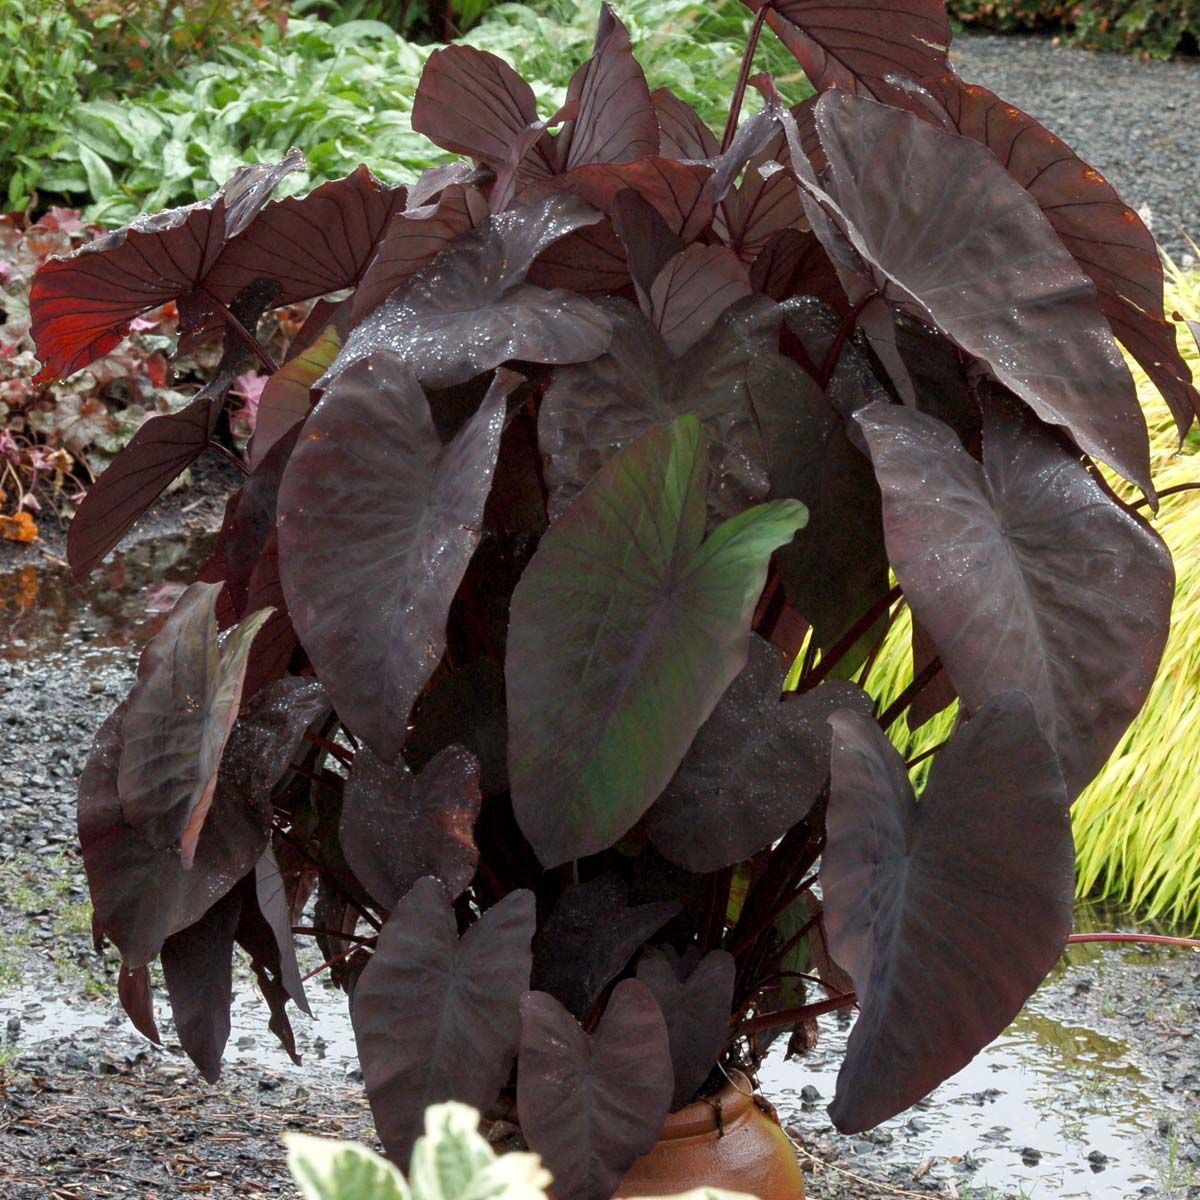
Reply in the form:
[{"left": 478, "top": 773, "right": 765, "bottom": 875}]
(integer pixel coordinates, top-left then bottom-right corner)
[
  {"left": 118, "top": 583, "right": 271, "bottom": 866},
  {"left": 351, "top": 878, "right": 535, "bottom": 1162},
  {"left": 636, "top": 948, "right": 735, "bottom": 1110},
  {"left": 161, "top": 879, "right": 247, "bottom": 1083},
  {"left": 857, "top": 396, "right": 1173, "bottom": 798},
  {"left": 531, "top": 873, "right": 679, "bottom": 1019},
  {"left": 647, "top": 635, "right": 872, "bottom": 872},
  {"left": 822, "top": 694, "right": 1074, "bottom": 1132},
  {"left": 31, "top": 151, "right": 303, "bottom": 381},
  {"left": 333, "top": 194, "right": 612, "bottom": 389},
  {"left": 803, "top": 92, "right": 1152, "bottom": 495},
  {"left": 539, "top": 296, "right": 777, "bottom": 524},
  {"left": 737, "top": 0, "right": 950, "bottom": 98},
  {"left": 341, "top": 745, "right": 482, "bottom": 910},
  {"left": 278, "top": 356, "right": 515, "bottom": 762},
  {"left": 507, "top": 415, "right": 807, "bottom": 867},
  {"left": 517, "top": 981, "right": 673, "bottom": 1200},
  {"left": 915, "top": 75, "right": 1199, "bottom": 439},
  {"left": 81, "top": 678, "right": 329, "bottom": 968}
]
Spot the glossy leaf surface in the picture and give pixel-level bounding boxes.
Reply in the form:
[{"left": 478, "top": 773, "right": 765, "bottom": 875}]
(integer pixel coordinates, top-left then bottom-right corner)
[
  {"left": 81, "top": 679, "right": 328, "bottom": 968},
  {"left": 807, "top": 92, "right": 1152, "bottom": 495},
  {"left": 352, "top": 879, "right": 535, "bottom": 1162},
  {"left": 333, "top": 194, "right": 612, "bottom": 389},
  {"left": 739, "top": 0, "right": 949, "bottom": 98},
  {"left": 647, "top": 635, "right": 872, "bottom": 872},
  {"left": 517, "top": 981, "right": 673, "bottom": 1200},
  {"left": 648, "top": 245, "right": 754, "bottom": 356},
  {"left": 278, "top": 357, "right": 512, "bottom": 761},
  {"left": 118, "top": 584, "right": 270, "bottom": 866},
  {"left": 539, "top": 297, "right": 777, "bottom": 523},
  {"left": 507, "top": 416, "right": 807, "bottom": 866},
  {"left": 858, "top": 398, "right": 1173, "bottom": 798},
  {"left": 823, "top": 696, "right": 1074, "bottom": 1131},
  {"left": 341, "top": 745, "right": 482, "bottom": 910}
]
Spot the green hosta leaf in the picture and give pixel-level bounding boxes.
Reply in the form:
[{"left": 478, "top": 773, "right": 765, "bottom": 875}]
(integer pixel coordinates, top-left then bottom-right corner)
[
  {"left": 285, "top": 1132, "right": 411, "bottom": 1200},
  {"left": 408, "top": 1103, "right": 550, "bottom": 1200},
  {"left": 507, "top": 414, "right": 807, "bottom": 867}
]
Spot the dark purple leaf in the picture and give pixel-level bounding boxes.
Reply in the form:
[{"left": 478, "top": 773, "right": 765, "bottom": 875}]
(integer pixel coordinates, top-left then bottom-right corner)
[
  {"left": 739, "top": 0, "right": 950, "bottom": 98},
  {"left": 915, "top": 76, "right": 1200, "bottom": 439},
  {"left": 351, "top": 878, "right": 535, "bottom": 1161},
  {"left": 652, "top": 88, "right": 719, "bottom": 161},
  {"left": 201, "top": 166, "right": 407, "bottom": 308},
  {"left": 527, "top": 219, "right": 629, "bottom": 293},
  {"left": 117, "top": 964, "right": 160, "bottom": 1045},
  {"left": 349, "top": 184, "right": 489, "bottom": 324},
  {"left": 636, "top": 948, "right": 735, "bottom": 1110},
  {"left": 31, "top": 151, "right": 303, "bottom": 381},
  {"left": 333, "top": 194, "right": 612, "bottom": 389},
  {"left": 539, "top": 296, "right": 777, "bottom": 523},
  {"left": 341, "top": 745, "right": 482, "bottom": 909},
  {"left": 539, "top": 158, "right": 715, "bottom": 242},
  {"left": 551, "top": 5, "right": 658, "bottom": 173},
  {"left": 610, "top": 189, "right": 683, "bottom": 304},
  {"left": 804, "top": 92, "right": 1153, "bottom": 495},
  {"left": 531, "top": 873, "right": 679, "bottom": 1019},
  {"left": 239, "top": 530, "right": 298, "bottom": 699},
  {"left": 412, "top": 45, "right": 553, "bottom": 178},
  {"left": 646, "top": 635, "right": 872, "bottom": 872},
  {"left": 857, "top": 396, "right": 1173, "bottom": 798},
  {"left": 161, "top": 881, "right": 246, "bottom": 1083},
  {"left": 517, "top": 981, "right": 673, "bottom": 1200},
  {"left": 908, "top": 618, "right": 956, "bottom": 731},
  {"left": 822, "top": 694, "right": 1074, "bottom": 1132},
  {"left": 748, "top": 301, "right": 889, "bottom": 654},
  {"left": 118, "top": 583, "right": 271, "bottom": 866},
  {"left": 254, "top": 845, "right": 310, "bottom": 1016},
  {"left": 80, "top": 679, "right": 329, "bottom": 968},
  {"left": 404, "top": 660, "right": 509, "bottom": 797},
  {"left": 66, "top": 395, "right": 217, "bottom": 581},
  {"left": 235, "top": 877, "right": 305, "bottom": 1066},
  {"left": 507, "top": 416, "right": 807, "bottom": 867},
  {"left": 277, "top": 357, "right": 514, "bottom": 762},
  {"left": 648, "top": 244, "right": 753, "bottom": 356}
]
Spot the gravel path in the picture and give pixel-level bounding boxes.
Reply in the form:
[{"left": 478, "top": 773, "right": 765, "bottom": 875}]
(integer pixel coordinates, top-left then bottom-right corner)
[{"left": 950, "top": 33, "right": 1200, "bottom": 260}]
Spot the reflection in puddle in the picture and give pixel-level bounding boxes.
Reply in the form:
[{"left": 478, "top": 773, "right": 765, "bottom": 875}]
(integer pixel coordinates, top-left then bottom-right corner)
[
  {"left": 0, "top": 530, "right": 215, "bottom": 663},
  {"left": 764, "top": 937, "right": 1185, "bottom": 1199}
]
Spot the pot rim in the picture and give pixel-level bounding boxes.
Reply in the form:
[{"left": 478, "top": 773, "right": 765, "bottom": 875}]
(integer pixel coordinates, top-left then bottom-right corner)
[{"left": 658, "top": 1070, "right": 757, "bottom": 1141}]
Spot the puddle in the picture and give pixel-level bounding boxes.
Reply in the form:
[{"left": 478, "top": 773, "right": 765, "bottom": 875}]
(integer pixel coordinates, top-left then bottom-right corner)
[
  {"left": 765, "top": 919, "right": 1195, "bottom": 1198},
  {"left": 0, "top": 529, "right": 215, "bottom": 665},
  {"left": 1, "top": 966, "right": 361, "bottom": 1079}
]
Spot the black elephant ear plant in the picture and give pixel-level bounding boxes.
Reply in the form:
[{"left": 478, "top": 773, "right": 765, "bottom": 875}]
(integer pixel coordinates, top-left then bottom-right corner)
[{"left": 31, "top": 1, "right": 1196, "bottom": 1195}]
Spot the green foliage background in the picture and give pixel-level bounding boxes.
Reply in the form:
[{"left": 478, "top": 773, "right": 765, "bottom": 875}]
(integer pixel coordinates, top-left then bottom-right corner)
[{"left": 948, "top": 0, "right": 1197, "bottom": 57}]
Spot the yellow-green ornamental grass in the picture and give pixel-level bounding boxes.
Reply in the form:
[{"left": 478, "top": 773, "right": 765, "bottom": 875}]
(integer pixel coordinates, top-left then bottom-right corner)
[{"left": 849, "top": 263, "right": 1200, "bottom": 933}]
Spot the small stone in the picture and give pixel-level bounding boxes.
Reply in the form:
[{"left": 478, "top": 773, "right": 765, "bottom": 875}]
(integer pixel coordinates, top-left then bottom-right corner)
[
  {"left": 62, "top": 1049, "right": 90, "bottom": 1071},
  {"left": 1021, "top": 1147, "right": 1042, "bottom": 1165},
  {"left": 1087, "top": 1149, "right": 1109, "bottom": 1167},
  {"left": 800, "top": 1084, "right": 821, "bottom": 1102}
]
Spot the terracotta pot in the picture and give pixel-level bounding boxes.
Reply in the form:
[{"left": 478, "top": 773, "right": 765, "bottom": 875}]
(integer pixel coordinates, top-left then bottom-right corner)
[{"left": 614, "top": 1072, "right": 805, "bottom": 1199}]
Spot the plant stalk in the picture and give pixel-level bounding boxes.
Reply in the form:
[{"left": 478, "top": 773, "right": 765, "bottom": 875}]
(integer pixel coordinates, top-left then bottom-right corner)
[{"left": 720, "top": 5, "right": 768, "bottom": 154}]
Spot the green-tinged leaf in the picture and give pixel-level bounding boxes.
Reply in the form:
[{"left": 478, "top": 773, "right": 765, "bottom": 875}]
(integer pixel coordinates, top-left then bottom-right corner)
[{"left": 507, "top": 415, "right": 806, "bottom": 867}]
